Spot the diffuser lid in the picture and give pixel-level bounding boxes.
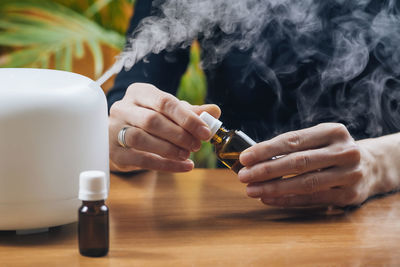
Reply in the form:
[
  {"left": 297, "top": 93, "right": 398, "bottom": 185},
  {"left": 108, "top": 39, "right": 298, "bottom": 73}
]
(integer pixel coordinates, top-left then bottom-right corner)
[{"left": 0, "top": 68, "right": 93, "bottom": 92}]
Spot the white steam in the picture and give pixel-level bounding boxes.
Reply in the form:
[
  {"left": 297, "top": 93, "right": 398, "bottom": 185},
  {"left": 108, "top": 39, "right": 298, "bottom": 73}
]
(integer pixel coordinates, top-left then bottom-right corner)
[{"left": 99, "top": 0, "right": 400, "bottom": 137}]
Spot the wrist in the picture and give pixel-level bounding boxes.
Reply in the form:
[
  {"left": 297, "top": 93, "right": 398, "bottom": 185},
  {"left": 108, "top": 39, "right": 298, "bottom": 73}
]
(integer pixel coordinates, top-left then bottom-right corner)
[{"left": 357, "top": 136, "right": 400, "bottom": 197}]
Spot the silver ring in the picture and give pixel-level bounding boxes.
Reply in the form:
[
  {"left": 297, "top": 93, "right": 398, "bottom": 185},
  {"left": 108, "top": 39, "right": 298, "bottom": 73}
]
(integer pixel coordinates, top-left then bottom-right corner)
[{"left": 117, "top": 126, "right": 130, "bottom": 148}]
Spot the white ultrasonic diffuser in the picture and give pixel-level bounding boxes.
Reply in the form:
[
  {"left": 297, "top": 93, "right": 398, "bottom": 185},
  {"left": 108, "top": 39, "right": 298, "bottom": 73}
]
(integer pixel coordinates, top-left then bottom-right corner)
[{"left": 0, "top": 68, "right": 109, "bottom": 232}]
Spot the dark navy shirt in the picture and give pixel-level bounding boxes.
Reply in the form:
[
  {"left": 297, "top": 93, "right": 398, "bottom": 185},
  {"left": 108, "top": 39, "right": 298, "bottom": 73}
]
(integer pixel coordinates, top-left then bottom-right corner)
[{"left": 107, "top": 0, "right": 400, "bottom": 142}]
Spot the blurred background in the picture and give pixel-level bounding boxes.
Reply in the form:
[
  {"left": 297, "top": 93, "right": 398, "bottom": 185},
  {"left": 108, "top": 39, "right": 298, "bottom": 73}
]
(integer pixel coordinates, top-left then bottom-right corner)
[{"left": 0, "top": 0, "right": 216, "bottom": 168}]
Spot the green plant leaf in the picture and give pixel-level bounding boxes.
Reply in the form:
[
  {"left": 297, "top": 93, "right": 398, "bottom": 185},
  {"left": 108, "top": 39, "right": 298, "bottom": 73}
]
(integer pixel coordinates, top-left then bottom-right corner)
[
  {"left": 177, "top": 42, "right": 207, "bottom": 105},
  {"left": 0, "top": 47, "right": 44, "bottom": 67},
  {"left": 75, "top": 40, "right": 84, "bottom": 58},
  {"left": 63, "top": 44, "right": 73, "bottom": 71},
  {"left": 87, "top": 39, "right": 104, "bottom": 77},
  {"left": 0, "top": 0, "right": 125, "bottom": 77},
  {"left": 85, "top": 0, "right": 114, "bottom": 18}
]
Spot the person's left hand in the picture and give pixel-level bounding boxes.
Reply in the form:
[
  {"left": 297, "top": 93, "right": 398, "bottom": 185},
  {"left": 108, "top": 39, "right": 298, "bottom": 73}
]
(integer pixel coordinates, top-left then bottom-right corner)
[{"left": 238, "top": 123, "right": 377, "bottom": 207}]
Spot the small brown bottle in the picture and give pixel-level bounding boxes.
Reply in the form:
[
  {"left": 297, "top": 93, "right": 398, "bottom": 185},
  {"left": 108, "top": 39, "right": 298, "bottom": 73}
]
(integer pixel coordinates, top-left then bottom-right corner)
[
  {"left": 78, "top": 171, "right": 109, "bottom": 257},
  {"left": 200, "top": 112, "right": 256, "bottom": 173}
]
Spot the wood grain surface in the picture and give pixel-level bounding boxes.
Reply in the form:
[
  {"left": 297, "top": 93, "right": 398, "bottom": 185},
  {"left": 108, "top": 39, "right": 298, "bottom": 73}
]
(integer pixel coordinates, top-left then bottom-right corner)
[{"left": 1, "top": 169, "right": 400, "bottom": 266}]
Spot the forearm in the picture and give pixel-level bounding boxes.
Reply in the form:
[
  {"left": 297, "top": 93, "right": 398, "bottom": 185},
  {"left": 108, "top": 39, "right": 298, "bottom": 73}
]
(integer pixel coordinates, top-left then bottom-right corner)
[{"left": 357, "top": 132, "right": 400, "bottom": 197}]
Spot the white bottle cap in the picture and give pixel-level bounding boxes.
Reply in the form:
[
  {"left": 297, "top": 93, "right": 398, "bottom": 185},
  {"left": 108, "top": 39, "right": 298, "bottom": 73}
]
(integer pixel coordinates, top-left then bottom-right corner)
[
  {"left": 79, "top": 170, "right": 108, "bottom": 201},
  {"left": 199, "top": 111, "right": 223, "bottom": 137}
]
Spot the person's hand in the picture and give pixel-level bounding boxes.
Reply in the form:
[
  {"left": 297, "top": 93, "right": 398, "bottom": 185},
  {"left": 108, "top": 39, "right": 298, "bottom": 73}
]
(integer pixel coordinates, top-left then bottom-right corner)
[
  {"left": 109, "top": 83, "right": 221, "bottom": 173},
  {"left": 238, "top": 123, "right": 378, "bottom": 207}
]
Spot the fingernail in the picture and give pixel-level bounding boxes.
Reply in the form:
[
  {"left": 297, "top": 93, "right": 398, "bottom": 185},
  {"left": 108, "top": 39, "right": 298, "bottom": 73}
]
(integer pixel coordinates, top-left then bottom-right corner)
[
  {"left": 240, "top": 151, "right": 255, "bottom": 165},
  {"left": 191, "top": 140, "right": 201, "bottom": 152},
  {"left": 178, "top": 149, "right": 190, "bottom": 160},
  {"left": 238, "top": 168, "right": 250, "bottom": 182},
  {"left": 197, "top": 126, "right": 211, "bottom": 140},
  {"left": 246, "top": 185, "right": 263, "bottom": 197},
  {"left": 183, "top": 159, "right": 194, "bottom": 171},
  {"left": 262, "top": 198, "right": 276, "bottom": 205}
]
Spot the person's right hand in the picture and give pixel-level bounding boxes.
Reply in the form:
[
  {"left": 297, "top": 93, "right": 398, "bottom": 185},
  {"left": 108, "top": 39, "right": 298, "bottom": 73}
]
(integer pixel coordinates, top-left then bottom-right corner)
[{"left": 109, "top": 83, "right": 221, "bottom": 173}]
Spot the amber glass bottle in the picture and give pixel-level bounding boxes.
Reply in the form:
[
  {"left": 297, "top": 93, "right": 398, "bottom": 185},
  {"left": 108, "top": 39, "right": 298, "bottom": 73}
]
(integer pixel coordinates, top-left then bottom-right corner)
[
  {"left": 78, "top": 171, "right": 109, "bottom": 257},
  {"left": 200, "top": 112, "right": 256, "bottom": 173}
]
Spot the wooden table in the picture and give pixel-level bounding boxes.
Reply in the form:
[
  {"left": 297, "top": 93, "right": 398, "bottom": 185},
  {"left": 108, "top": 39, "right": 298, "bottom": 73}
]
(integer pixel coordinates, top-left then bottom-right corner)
[{"left": 1, "top": 169, "right": 400, "bottom": 266}]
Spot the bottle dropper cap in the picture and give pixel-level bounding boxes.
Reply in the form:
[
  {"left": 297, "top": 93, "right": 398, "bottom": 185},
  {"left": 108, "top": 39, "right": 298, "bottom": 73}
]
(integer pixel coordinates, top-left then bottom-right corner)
[
  {"left": 79, "top": 170, "right": 108, "bottom": 201},
  {"left": 199, "top": 112, "right": 223, "bottom": 137}
]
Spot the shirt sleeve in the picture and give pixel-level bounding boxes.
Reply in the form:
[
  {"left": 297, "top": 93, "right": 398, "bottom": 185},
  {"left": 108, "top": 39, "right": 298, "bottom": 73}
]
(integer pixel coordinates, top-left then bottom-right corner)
[{"left": 106, "top": 0, "right": 191, "bottom": 111}]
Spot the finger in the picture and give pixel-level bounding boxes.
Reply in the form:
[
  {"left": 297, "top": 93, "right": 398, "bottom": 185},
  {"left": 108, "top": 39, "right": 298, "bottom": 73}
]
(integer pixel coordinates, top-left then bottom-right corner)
[
  {"left": 128, "top": 83, "right": 211, "bottom": 140},
  {"left": 260, "top": 188, "right": 346, "bottom": 207},
  {"left": 240, "top": 123, "right": 352, "bottom": 166},
  {"left": 245, "top": 166, "right": 361, "bottom": 198},
  {"left": 181, "top": 101, "right": 221, "bottom": 119},
  {"left": 238, "top": 146, "right": 359, "bottom": 183},
  {"left": 111, "top": 147, "right": 194, "bottom": 172},
  {"left": 123, "top": 106, "right": 202, "bottom": 152},
  {"left": 110, "top": 158, "right": 142, "bottom": 173},
  {"left": 123, "top": 126, "right": 191, "bottom": 161}
]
